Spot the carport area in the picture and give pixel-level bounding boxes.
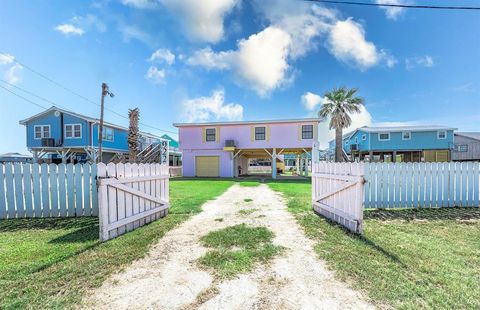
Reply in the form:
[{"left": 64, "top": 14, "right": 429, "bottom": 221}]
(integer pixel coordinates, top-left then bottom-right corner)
[{"left": 230, "top": 147, "right": 311, "bottom": 178}]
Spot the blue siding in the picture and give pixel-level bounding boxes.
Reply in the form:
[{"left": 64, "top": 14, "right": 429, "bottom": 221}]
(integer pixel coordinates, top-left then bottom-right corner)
[
  {"left": 91, "top": 124, "right": 129, "bottom": 152},
  {"left": 26, "top": 111, "right": 89, "bottom": 148},
  {"left": 367, "top": 130, "right": 454, "bottom": 151}
]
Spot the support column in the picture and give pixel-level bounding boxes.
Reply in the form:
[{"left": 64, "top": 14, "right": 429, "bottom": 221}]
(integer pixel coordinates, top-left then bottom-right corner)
[
  {"left": 393, "top": 151, "right": 397, "bottom": 163},
  {"left": 296, "top": 155, "right": 300, "bottom": 175},
  {"left": 303, "top": 156, "right": 308, "bottom": 177},
  {"left": 271, "top": 148, "right": 277, "bottom": 179},
  {"left": 31, "top": 150, "right": 38, "bottom": 163}
]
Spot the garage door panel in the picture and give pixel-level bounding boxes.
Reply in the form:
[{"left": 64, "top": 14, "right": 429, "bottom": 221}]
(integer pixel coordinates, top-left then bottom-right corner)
[{"left": 196, "top": 156, "right": 220, "bottom": 177}]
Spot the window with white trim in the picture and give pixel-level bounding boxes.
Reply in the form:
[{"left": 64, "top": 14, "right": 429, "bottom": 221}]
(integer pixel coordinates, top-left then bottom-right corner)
[
  {"left": 301, "top": 125, "right": 313, "bottom": 139},
  {"left": 362, "top": 134, "right": 367, "bottom": 141},
  {"left": 437, "top": 130, "right": 447, "bottom": 139},
  {"left": 378, "top": 132, "right": 390, "bottom": 141},
  {"left": 34, "top": 125, "right": 50, "bottom": 139},
  {"left": 65, "top": 124, "right": 82, "bottom": 139},
  {"left": 255, "top": 126, "right": 266, "bottom": 140},
  {"left": 402, "top": 131, "right": 411, "bottom": 140},
  {"left": 102, "top": 127, "right": 114, "bottom": 142},
  {"left": 205, "top": 128, "right": 216, "bottom": 141}
]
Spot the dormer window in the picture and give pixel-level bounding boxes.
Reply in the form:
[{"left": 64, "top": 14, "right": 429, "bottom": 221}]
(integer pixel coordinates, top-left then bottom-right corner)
[{"left": 205, "top": 128, "right": 216, "bottom": 141}]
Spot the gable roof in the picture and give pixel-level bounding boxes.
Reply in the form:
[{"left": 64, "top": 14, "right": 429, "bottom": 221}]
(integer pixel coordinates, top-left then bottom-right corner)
[
  {"left": 173, "top": 118, "right": 320, "bottom": 127},
  {"left": 455, "top": 132, "right": 480, "bottom": 141},
  {"left": 19, "top": 106, "right": 161, "bottom": 139}
]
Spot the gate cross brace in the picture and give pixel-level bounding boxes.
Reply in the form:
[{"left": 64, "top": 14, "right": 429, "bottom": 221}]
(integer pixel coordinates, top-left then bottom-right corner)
[
  {"left": 106, "top": 182, "right": 168, "bottom": 206},
  {"left": 315, "top": 181, "right": 357, "bottom": 202}
]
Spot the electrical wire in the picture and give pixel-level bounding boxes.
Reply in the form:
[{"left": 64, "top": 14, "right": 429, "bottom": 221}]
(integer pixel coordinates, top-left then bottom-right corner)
[{"left": 305, "top": 0, "right": 480, "bottom": 10}]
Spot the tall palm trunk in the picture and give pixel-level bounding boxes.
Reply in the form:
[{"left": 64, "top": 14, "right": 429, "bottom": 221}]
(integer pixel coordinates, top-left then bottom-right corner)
[{"left": 335, "top": 128, "right": 344, "bottom": 162}]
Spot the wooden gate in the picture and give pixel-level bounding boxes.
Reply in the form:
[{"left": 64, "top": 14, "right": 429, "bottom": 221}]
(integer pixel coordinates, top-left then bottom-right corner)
[
  {"left": 312, "top": 162, "right": 365, "bottom": 234},
  {"left": 97, "top": 163, "right": 169, "bottom": 241}
]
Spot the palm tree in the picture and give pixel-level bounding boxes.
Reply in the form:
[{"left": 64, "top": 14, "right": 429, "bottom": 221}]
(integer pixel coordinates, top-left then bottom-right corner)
[{"left": 319, "top": 87, "right": 364, "bottom": 162}]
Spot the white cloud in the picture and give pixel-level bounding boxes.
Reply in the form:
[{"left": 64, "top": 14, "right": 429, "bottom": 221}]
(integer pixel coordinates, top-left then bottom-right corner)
[
  {"left": 145, "top": 66, "right": 166, "bottom": 84},
  {"left": 181, "top": 89, "right": 243, "bottom": 122},
  {"left": 121, "top": 24, "right": 154, "bottom": 45},
  {"left": 187, "top": 26, "right": 292, "bottom": 97},
  {"left": 301, "top": 92, "right": 324, "bottom": 111},
  {"left": 0, "top": 53, "right": 14, "bottom": 64},
  {"left": 376, "top": 0, "right": 407, "bottom": 20},
  {"left": 405, "top": 55, "right": 435, "bottom": 70},
  {"left": 0, "top": 54, "right": 22, "bottom": 85},
  {"left": 55, "top": 24, "right": 85, "bottom": 36},
  {"left": 317, "top": 105, "right": 373, "bottom": 148},
  {"left": 149, "top": 48, "right": 175, "bottom": 65},
  {"left": 160, "top": 0, "right": 239, "bottom": 43}
]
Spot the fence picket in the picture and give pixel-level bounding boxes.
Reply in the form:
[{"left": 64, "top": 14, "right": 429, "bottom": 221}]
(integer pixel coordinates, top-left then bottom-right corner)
[
  {"left": 49, "top": 164, "right": 59, "bottom": 217},
  {"left": 23, "top": 164, "right": 33, "bottom": 217},
  {"left": 83, "top": 164, "right": 91, "bottom": 216},
  {"left": 14, "top": 163, "right": 25, "bottom": 217},
  {"left": 0, "top": 165, "right": 6, "bottom": 218},
  {"left": 32, "top": 164, "right": 42, "bottom": 217},
  {"left": 66, "top": 164, "right": 75, "bottom": 216},
  {"left": 91, "top": 164, "right": 98, "bottom": 216},
  {"left": 58, "top": 164, "right": 67, "bottom": 217},
  {"left": 4, "top": 164, "right": 15, "bottom": 218},
  {"left": 75, "top": 164, "right": 83, "bottom": 216}
]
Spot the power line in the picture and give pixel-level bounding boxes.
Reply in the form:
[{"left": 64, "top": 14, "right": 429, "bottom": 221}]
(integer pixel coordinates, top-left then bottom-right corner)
[
  {"left": 305, "top": 0, "right": 480, "bottom": 10},
  {"left": 0, "top": 84, "right": 48, "bottom": 110},
  {"left": 0, "top": 51, "right": 177, "bottom": 135}
]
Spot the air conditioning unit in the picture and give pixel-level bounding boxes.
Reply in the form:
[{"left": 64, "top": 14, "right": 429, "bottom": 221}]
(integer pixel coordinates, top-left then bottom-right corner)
[
  {"left": 350, "top": 144, "right": 359, "bottom": 151},
  {"left": 41, "top": 138, "right": 55, "bottom": 147},
  {"left": 225, "top": 140, "right": 236, "bottom": 147}
]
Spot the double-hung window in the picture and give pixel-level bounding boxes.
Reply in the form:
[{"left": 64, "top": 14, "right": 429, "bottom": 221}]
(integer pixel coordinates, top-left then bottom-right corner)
[
  {"left": 205, "top": 128, "right": 216, "bottom": 142},
  {"left": 255, "top": 127, "right": 266, "bottom": 140},
  {"left": 402, "top": 131, "right": 411, "bottom": 140},
  {"left": 378, "top": 132, "right": 390, "bottom": 141},
  {"left": 34, "top": 125, "right": 50, "bottom": 139},
  {"left": 65, "top": 124, "right": 82, "bottom": 139},
  {"left": 302, "top": 125, "right": 313, "bottom": 139},
  {"left": 437, "top": 130, "right": 447, "bottom": 139},
  {"left": 102, "top": 127, "right": 114, "bottom": 142}
]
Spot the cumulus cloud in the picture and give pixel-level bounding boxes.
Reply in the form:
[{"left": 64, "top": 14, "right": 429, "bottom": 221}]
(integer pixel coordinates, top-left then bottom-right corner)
[
  {"left": 160, "top": 0, "right": 239, "bottom": 43},
  {"left": 317, "top": 105, "right": 373, "bottom": 148},
  {"left": 0, "top": 54, "right": 22, "bottom": 85},
  {"left": 301, "top": 92, "right": 324, "bottom": 111},
  {"left": 121, "top": 24, "right": 154, "bottom": 45},
  {"left": 121, "top": 0, "right": 159, "bottom": 9},
  {"left": 145, "top": 66, "right": 166, "bottom": 84},
  {"left": 187, "top": 26, "right": 292, "bottom": 97},
  {"left": 327, "top": 18, "right": 395, "bottom": 70},
  {"left": 55, "top": 24, "right": 85, "bottom": 36},
  {"left": 405, "top": 55, "right": 435, "bottom": 70},
  {"left": 149, "top": 48, "right": 175, "bottom": 65},
  {"left": 181, "top": 89, "right": 243, "bottom": 122},
  {"left": 376, "top": 0, "right": 408, "bottom": 20}
]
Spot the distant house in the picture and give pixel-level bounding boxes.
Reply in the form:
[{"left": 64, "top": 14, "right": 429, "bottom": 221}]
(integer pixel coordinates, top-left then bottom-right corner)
[
  {"left": 0, "top": 153, "right": 33, "bottom": 163},
  {"left": 19, "top": 106, "right": 164, "bottom": 164},
  {"left": 452, "top": 132, "right": 480, "bottom": 161},
  {"left": 160, "top": 134, "right": 182, "bottom": 166},
  {"left": 174, "top": 118, "right": 319, "bottom": 178},
  {"left": 328, "top": 125, "right": 457, "bottom": 162}
]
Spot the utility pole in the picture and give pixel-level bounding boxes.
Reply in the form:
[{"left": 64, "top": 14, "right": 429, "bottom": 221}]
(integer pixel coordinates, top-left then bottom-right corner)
[{"left": 98, "top": 83, "right": 114, "bottom": 163}]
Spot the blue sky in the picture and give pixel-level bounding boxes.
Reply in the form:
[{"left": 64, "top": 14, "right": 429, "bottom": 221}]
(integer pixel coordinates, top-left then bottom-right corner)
[{"left": 0, "top": 0, "right": 479, "bottom": 152}]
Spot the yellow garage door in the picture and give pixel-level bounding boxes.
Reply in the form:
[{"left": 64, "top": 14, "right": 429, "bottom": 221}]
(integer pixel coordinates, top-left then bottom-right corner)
[{"left": 195, "top": 156, "right": 220, "bottom": 177}]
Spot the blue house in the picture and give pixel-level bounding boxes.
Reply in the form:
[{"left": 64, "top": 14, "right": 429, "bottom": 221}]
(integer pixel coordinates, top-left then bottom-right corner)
[
  {"left": 328, "top": 125, "right": 457, "bottom": 162},
  {"left": 19, "top": 106, "right": 164, "bottom": 163}
]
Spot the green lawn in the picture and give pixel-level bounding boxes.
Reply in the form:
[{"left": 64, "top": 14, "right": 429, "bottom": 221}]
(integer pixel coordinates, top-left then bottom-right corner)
[
  {"left": 0, "top": 179, "right": 234, "bottom": 310},
  {"left": 268, "top": 180, "right": 480, "bottom": 310}
]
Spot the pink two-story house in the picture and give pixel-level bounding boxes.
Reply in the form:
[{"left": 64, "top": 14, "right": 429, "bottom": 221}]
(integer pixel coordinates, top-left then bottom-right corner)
[{"left": 173, "top": 118, "right": 320, "bottom": 178}]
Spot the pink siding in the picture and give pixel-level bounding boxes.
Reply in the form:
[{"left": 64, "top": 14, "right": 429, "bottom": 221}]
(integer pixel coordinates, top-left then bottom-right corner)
[{"left": 177, "top": 120, "right": 318, "bottom": 177}]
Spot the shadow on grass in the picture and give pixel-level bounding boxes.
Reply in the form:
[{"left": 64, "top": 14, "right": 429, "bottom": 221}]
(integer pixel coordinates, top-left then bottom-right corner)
[
  {"left": 49, "top": 225, "right": 98, "bottom": 243},
  {"left": 0, "top": 217, "right": 98, "bottom": 232},
  {"left": 365, "top": 207, "right": 480, "bottom": 221}
]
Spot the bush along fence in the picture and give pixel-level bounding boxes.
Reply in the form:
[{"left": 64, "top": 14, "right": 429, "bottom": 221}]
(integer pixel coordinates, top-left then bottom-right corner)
[
  {"left": 0, "top": 163, "right": 97, "bottom": 219},
  {"left": 97, "top": 163, "right": 169, "bottom": 241}
]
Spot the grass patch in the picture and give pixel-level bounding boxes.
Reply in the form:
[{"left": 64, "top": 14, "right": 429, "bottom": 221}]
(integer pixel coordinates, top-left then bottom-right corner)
[
  {"left": 237, "top": 208, "right": 260, "bottom": 216},
  {"left": 268, "top": 180, "right": 480, "bottom": 310},
  {"left": 243, "top": 198, "right": 253, "bottom": 202},
  {"left": 0, "top": 179, "right": 234, "bottom": 310},
  {"left": 198, "top": 224, "right": 282, "bottom": 278}
]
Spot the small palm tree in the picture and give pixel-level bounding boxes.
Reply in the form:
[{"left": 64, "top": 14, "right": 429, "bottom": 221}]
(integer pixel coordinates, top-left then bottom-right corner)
[{"left": 319, "top": 87, "right": 364, "bottom": 162}]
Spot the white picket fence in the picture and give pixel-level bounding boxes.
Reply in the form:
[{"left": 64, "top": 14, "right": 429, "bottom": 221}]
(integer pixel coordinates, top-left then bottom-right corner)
[
  {"left": 0, "top": 163, "right": 97, "bottom": 219},
  {"left": 364, "top": 162, "right": 480, "bottom": 208},
  {"left": 97, "top": 163, "right": 169, "bottom": 241},
  {"left": 312, "top": 162, "right": 365, "bottom": 234}
]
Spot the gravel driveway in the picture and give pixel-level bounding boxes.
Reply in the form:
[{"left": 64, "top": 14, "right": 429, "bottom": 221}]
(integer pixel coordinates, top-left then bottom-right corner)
[{"left": 86, "top": 184, "right": 374, "bottom": 310}]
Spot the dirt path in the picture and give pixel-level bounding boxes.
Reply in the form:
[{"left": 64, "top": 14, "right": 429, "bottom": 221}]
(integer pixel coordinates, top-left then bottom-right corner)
[{"left": 86, "top": 184, "right": 374, "bottom": 310}]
